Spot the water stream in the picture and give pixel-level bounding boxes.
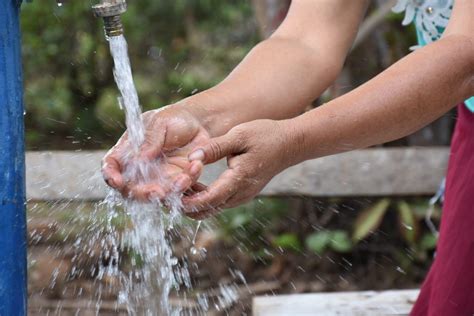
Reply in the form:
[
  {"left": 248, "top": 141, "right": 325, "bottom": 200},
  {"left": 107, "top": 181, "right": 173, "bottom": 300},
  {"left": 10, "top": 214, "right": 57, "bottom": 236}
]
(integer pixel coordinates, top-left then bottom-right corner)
[
  {"left": 108, "top": 35, "right": 145, "bottom": 150},
  {"left": 103, "top": 35, "right": 186, "bottom": 315},
  {"left": 66, "top": 33, "right": 244, "bottom": 316}
]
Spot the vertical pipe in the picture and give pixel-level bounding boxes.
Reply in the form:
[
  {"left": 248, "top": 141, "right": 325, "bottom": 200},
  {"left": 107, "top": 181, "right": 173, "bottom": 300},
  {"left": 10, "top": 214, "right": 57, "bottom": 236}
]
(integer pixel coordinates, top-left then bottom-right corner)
[{"left": 0, "top": 0, "right": 27, "bottom": 315}]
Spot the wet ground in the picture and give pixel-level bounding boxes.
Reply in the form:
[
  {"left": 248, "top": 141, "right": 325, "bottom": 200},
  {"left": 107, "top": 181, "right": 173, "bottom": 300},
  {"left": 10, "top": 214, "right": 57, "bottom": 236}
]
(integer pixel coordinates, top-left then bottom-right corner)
[{"left": 27, "top": 201, "right": 429, "bottom": 315}]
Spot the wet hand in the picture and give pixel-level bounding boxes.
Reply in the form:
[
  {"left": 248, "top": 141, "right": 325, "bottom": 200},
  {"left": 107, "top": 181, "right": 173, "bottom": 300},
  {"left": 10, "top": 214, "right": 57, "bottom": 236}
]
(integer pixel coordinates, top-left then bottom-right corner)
[
  {"left": 182, "top": 119, "right": 299, "bottom": 219},
  {"left": 102, "top": 105, "right": 209, "bottom": 201}
]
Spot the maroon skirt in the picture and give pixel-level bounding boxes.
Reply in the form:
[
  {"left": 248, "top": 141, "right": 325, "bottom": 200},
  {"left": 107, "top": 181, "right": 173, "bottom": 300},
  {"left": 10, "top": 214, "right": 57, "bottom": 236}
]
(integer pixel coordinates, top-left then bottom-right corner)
[{"left": 411, "top": 104, "right": 474, "bottom": 315}]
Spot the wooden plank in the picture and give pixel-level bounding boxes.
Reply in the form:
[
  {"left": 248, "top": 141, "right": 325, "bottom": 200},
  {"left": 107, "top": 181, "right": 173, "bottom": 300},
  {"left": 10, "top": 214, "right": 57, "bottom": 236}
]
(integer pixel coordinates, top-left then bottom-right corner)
[
  {"left": 262, "top": 147, "right": 448, "bottom": 197},
  {"left": 252, "top": 289, "right": 419, "bottom": 316},
  {"left": 26, "top": 148, "right": 449, "bottom": 201}
]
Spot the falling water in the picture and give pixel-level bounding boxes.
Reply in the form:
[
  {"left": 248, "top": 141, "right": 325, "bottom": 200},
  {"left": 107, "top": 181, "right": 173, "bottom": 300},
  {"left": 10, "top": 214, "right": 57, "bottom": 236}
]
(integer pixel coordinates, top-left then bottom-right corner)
[
  {"left": 103, "top": 34, "right": 184, "bottom": 315},
  {"left": 108, "top": 35, "right": 145, "bottom": 150},
  {"left": 81, "top": 34, "right": 244, "bottom": 315}
]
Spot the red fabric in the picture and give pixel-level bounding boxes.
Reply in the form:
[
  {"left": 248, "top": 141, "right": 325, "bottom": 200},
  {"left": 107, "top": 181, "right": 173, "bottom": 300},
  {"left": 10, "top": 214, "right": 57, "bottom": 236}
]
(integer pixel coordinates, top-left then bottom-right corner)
[{"left": 411, "top": 104, "right": 474, "bottom": 315}]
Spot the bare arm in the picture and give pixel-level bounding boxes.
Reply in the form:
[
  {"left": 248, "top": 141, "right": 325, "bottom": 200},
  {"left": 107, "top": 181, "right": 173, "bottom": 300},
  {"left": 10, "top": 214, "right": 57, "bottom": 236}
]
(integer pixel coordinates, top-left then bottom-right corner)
[
  {"left": 290, "top": 0, "right": 473, "bottom": 163},
  {"left": 102, "top": 0, "right": 368, "bottom": 198},
  {"left": 182, "top": 0, "right": 368, "bottom": 137},
  {"left": 183, "top": 0, "right": 473, "bottom": 215}
]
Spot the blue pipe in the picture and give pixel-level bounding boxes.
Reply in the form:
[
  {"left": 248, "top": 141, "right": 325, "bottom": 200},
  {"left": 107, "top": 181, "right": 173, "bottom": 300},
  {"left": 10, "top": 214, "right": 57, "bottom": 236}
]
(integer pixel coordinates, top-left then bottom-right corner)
[{"left": 0, "top": 0, "right": 27, "bottom": 315}]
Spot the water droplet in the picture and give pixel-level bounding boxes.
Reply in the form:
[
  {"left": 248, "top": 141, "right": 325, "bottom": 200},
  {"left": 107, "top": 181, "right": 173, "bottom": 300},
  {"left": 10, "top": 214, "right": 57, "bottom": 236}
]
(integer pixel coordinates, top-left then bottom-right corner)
[
  {"left": 403, "top": 223, "right": 413, "bottom": 230},
  {"left": 396, "top": 266, "right": 407, "bottom": 274}
]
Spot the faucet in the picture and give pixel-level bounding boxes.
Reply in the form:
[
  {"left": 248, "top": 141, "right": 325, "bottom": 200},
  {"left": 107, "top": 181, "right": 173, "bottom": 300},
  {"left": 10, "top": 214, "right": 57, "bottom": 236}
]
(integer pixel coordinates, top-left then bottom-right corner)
[
  {"left": 52, "top": 0, "right": 126, "bottom": 37},
  {"left": 90, "top": 0, "right": 127, "bottom": 37}
]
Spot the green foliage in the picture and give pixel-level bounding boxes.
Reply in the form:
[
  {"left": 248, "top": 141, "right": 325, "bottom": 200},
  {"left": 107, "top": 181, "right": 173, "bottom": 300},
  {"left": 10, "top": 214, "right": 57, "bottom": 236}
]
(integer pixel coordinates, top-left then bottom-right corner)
[
  {"left": 419, "top": 233, "right": 438, "bottom": 251},
  {"left": 273, "top": 233, "right": 302, "bottom": 252},
  {"left": 330, "top": 230, "right": 352, "bottom": 253},
  {"left": 21, "top": 1, "right": 257, "bottom": 149},
  {"left": 216, "top": 197, "right": 439, "bottom": 268},
  {"left": 351, "top": 198, "right": 439, "bottom": 265},
  {"left": 411, "top": 200, "right": 442, "bottom": 220},
  {"left": 216, "top": 198, "right": 287, "bottom": 251},
  {"left": 305, "top": 231, "right": 331, "bottom": 254},
  {"left": 352, "top": 199, "right": 390, "bottom": 242},
  {"left": 306, "top": 230, "right": 352, "bottom": 255},
  {"left": 397, "top": 201, "right": 418, "bottom": 246}
]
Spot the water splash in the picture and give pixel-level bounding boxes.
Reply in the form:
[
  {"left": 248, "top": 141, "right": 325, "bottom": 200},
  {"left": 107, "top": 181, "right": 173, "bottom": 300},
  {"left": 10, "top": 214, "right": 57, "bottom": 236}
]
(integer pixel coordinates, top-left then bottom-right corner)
[
  {"left": 57, "top": 34, "right": 245, "bottom": 315},
  {"left": 101, "top": 34, "right": 187, "bottom": 315}
]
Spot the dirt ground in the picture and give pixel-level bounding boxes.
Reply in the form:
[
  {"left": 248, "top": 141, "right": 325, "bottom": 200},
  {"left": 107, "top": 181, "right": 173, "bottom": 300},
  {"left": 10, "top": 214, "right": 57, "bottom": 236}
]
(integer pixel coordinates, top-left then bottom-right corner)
[{"left": 27, "top": 200, "right": 431, "bottom": 315}]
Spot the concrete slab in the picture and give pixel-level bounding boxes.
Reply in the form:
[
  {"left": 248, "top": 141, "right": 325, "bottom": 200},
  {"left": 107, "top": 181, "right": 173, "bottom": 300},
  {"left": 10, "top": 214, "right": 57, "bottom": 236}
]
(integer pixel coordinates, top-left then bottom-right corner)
[
  {"left": 253, "top": 289, "right": 419, "bottom": 316},
  {"left": 26, "top": 148, "right": 448, "bottom": 200}
]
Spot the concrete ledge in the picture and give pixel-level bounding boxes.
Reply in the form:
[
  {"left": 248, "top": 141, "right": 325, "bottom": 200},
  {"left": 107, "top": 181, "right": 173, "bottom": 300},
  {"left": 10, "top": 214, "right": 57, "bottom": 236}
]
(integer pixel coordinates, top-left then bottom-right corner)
[
  {"left": 252, "top": 289, "right": 419, "bottom": 316},
  {"left": 262, "top": 147, "right": 448, "bottom": 197},
  {"left": 26, "top": 148, "right": 449, "bottom": 201}
]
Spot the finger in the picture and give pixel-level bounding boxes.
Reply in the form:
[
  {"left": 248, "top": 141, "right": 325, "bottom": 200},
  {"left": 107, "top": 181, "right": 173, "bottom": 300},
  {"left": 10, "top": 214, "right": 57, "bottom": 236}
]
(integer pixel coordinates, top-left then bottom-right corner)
[
  {"left": 185, "top": 207, "right": 221, "bottom": 220},
  {"left": 221, "top": 193, "right": 255, "bottom": 209},
  {"left": 191, "top": 182, "right": 208, "bottom": 192},
  {"left": 166, "top": 156, "right": 190, "bottom": 170},
  {"left": 169, "top": 157, "right": 203, "bottom": 179},
  {"left": 102, "top": 133, "right": 131, "bottom": 189},
  {"left": 172, "top": 174, "right": 193, "bottom": 193},
  {"left": 124, "top": 183, "right": 167, "bottom": 202},
  {"left": 102, "top": 154, "right": 124, "bottom": 189},
  {"left": 182, "top": 168, "right": 240, "bottom": 212},
  {"left": 184, "top": 160, "right": 204, "bottom": 183},
  {"left": 188, "top": 132, "right": 243, "bottom": 164},
  {"left": 184, "top": 182, "right": 207, "bottom": 196},
  {"left": 139, "top": 121, "right": 166, "bottom": 160},
  {"left": 186, "top": 212, "right": 213, "bottom": 220},
  {"left": 169, "top": 160, "right": 204, "bottom": 193}
]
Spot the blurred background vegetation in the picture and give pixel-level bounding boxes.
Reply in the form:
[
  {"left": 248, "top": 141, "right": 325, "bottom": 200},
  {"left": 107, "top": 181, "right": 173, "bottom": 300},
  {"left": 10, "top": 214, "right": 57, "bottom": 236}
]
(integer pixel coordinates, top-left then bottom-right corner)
[
  {"left": 22, "top": 0, "right": 452, "bottom": 151},
  {"left": 22, "top": 0, "right": 258, "bottom": 149}
]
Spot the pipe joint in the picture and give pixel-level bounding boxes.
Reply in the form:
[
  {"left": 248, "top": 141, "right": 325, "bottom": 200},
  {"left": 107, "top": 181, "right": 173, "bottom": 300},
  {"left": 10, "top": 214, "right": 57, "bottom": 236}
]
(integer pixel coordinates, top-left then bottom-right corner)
[{"left": 91, "top": 1, "right": 127, "bottom": 37}]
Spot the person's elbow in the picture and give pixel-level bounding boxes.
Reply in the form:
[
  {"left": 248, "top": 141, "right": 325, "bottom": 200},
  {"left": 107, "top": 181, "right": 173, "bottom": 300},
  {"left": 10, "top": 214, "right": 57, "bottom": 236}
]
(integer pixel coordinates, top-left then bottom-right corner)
[
  {"left": 454, "top": 35, "right": 474, "bottom": 96},
  {"left": 468, "top": 37, "right": 474, "bottom": 96},
  {"left": 464, "top": 36, "right": 474, "bottom": 95},
  {"left": 270, "top": 35, "right": 343, "bottom": 84},
  {"left": 440, "top": 33, "right": 474, "bottom": 97}
]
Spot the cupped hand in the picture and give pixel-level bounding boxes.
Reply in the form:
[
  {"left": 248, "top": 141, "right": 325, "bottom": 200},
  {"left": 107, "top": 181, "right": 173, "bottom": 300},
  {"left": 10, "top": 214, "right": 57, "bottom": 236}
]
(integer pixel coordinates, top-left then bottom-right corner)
[
  {"left": 102, "top": 105, "right": 209, "bottom": 201},
  {"left": 182, "top": 119, "right": 301, "bottom": 219}
]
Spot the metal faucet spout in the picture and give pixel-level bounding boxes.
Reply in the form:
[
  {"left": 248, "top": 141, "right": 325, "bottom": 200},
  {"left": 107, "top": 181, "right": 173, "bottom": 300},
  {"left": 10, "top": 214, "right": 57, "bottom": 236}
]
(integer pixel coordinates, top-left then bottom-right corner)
[{"left": 91, "top": 0, "right": 127, "bottom": 38}]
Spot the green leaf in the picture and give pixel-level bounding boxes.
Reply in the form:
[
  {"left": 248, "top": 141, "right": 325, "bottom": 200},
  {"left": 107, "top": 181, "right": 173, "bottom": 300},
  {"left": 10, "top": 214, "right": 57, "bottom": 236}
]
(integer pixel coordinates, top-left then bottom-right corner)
[
  {"left": 230, "top": 212, "right": 252, "bottom": 228},
  {"left": 411, "top": 200, "right": 442, "bottom": 220},
  {"left": 329, "top": 230, "right": 352, "bottom": 253},
  {"left": 352, "top": 199, "right": 391, "bottom": 242},
  {"left": 419, "top": 233, "right": 438, "bottom": 250},
  {"left": 273, "top": 233, "right": 302, "bottom": 252},
  {"left": 306, "top": 231, "right": 331, "bottom": 254},
  {"left": 397, "top": 201, "right": 418, "bottom": 245}
]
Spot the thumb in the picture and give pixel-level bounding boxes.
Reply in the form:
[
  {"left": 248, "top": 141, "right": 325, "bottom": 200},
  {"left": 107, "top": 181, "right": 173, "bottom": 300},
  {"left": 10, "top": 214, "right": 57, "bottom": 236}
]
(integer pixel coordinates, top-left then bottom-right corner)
[{"left": 188, "top": 132, "right": 243, "bottom": 164}]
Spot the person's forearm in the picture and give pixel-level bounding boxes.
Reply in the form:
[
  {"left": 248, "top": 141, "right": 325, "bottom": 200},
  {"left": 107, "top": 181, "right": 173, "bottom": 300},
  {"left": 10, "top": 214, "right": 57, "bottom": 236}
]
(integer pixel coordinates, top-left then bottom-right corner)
[
  {"left": 177, "top": 0, "right": 368, "bottom": 137},
  {"left": 289, "top": 35, "right": 473, "bottom": 163},
  {"left": 182, "top": 38, "right": 340, "bottom": 135}
]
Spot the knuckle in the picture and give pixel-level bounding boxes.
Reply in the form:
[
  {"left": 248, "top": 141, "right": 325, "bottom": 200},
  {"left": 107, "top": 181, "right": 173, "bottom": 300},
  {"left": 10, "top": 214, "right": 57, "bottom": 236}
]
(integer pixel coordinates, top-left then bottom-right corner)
[
  {"left": 235, "top": 165, "right": 252, "bottom": 179},
  {"left": 233, "top": 127, "right": 247, "bottom": 141},
  {"left": 141, "top": 111, "right": 154, "bottom": 121},
  {"left": 101, "top": 158, "right": 114, "bottom": 174},
  {"left": 232, "top": 128, "right": 252, "bottom": 151},
  {"left": 209, "top": 141, "right": 223, "bottom": 159}
]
